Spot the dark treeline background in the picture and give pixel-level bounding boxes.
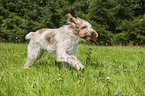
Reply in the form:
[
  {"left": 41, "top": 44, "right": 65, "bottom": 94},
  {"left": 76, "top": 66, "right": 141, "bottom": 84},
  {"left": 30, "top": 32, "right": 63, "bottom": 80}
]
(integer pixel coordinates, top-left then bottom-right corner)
[{"left": 0, "top": 0, "right": 145, "bottom": 45}]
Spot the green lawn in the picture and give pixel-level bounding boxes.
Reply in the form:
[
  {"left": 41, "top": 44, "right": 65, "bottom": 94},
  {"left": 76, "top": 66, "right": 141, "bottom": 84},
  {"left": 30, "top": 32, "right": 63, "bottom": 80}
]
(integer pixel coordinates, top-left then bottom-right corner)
[{"left": 0, "top": 43, "right": 145, "bottom": 96}]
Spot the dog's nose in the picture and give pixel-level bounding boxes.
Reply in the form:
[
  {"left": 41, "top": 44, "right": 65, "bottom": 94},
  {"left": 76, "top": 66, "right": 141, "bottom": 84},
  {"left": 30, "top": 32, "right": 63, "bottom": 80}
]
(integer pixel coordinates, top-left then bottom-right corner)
[
  {"left": 95, "top": 33, "right": 98, "bottom": 37},
  {"left": 91, "top": 32, "right": 98, "bottom": 39}
]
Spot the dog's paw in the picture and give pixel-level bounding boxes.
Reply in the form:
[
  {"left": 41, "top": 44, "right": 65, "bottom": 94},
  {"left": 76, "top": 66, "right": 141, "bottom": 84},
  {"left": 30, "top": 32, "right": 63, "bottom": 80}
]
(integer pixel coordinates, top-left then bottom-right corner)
[
  {"left": 75, "top": 65, "right": 81, "bottom": 71},
  {"left": 24, "top": 64, "right": 29, "bottom": 69},
  {"left": 80, "top": 66, "right": 85, "bottom": 70},
  {"left": 76, "top": 65, "right": 85, "bottom": 71},
  {"left": 24, "top": 66, "right": 29, "bottom": 69}
]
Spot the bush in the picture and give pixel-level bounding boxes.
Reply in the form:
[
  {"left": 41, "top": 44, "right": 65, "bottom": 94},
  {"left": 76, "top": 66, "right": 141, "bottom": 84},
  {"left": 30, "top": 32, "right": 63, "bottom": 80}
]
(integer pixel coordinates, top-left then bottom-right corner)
[
  {"left": 116, "top": 15, "right": 145, "bottom": 45},
  {"left": 0, "top": 0, "right": 144, "bottom": 45}
]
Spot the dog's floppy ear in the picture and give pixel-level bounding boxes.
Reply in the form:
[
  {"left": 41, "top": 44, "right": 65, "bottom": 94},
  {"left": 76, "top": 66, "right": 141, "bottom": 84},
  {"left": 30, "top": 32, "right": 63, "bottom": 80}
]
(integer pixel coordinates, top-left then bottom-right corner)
[{"left": 67, "top": 13, "right": 78, "bottom": 28}]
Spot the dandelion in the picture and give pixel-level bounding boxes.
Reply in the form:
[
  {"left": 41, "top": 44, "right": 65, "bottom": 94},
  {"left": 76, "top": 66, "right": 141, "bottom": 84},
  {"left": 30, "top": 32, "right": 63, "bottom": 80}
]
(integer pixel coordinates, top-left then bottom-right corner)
[
  {"left": 78, "top": 80, "right": 80, "bottom": 82},
  {"left": 59, "top": 78, "right": 62, "bottom": 80},
  {"left": 107, "top": 56, "right": 110, "bottom": 58},
  {"left": 58, "top": 74, "right": 60, "bottom": 76},
  {"left": 107, "top": 77, "right": 110, "bottom": 80},
  {"left": 99, "top": 77, "right": 101, "bottom": 80},
  {"left": 114, "top": 93, "right": 119, "bottom": 96},
  {"left": 57, "top": 77, "right": 62, "bottom": 81}
]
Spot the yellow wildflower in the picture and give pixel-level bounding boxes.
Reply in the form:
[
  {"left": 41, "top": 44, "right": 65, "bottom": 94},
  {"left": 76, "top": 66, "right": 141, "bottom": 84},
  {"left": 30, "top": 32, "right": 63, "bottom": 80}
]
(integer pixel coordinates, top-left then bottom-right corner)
[
  {"left": 57, "top": 77, "right": 62, "bottom": 80},
  {"left": 107, "top": 56, "right": 110, "bottom": 58}
]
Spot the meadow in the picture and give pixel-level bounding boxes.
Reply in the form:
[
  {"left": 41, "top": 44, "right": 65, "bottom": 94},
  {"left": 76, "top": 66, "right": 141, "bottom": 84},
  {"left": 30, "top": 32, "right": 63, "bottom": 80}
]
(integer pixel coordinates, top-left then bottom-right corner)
[{"left": 0, "top": 43, "right": 145, "bottom": 96}]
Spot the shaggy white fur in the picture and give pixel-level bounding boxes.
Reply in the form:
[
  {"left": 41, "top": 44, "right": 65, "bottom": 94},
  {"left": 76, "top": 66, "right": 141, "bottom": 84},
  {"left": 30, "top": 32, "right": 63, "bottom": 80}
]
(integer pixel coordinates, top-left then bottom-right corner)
[{"left": 24, "top": 13, "right": 98, "bottom": 70}]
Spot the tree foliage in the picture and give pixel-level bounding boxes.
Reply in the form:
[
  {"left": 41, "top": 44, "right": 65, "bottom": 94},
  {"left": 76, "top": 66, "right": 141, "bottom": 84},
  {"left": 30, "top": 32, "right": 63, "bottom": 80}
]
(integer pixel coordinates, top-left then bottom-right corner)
[{"left": 0, "top": 0, "right": 144, "bottom": 45}]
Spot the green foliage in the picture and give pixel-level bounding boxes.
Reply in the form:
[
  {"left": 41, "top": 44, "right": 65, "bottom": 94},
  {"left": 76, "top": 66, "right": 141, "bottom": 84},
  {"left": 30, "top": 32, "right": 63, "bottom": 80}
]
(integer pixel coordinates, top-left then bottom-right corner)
[
  {"left": 116, "top": 15, "right": 145, "bottom": 45},
  {"left": 0, "top": 0, "right": 144, "bottom": 45},
  {"left": 0, "top": 43, "right": 145, "bottom": 95}
]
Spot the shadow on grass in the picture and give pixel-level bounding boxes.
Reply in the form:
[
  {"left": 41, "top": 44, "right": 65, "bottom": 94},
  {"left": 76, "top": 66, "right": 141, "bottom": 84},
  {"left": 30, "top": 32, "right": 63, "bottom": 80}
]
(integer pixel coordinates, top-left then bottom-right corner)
[
  {"left": 32, "top": 55, "right": 101, "bottom": 72},
  {"left": 33, "top": 59, "right": 63, "bottom": 70}
]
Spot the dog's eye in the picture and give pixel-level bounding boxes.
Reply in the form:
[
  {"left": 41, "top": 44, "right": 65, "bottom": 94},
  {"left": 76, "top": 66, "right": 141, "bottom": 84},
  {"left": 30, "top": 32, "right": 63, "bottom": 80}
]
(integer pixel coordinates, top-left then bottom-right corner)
[{"left": 81, "top": 26, "right": 87, "bottom": 29}]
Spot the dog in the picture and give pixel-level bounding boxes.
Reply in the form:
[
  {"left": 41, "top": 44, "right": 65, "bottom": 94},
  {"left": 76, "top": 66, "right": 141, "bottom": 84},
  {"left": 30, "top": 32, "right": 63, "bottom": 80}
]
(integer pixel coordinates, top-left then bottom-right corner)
[{"left": 24, "top": 13, "right": 98, "bottom": 70}]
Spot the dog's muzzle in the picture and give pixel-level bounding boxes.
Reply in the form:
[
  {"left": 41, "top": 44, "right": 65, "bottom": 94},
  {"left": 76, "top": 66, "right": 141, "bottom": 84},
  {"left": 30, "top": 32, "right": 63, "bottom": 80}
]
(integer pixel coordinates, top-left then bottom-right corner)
[{"left": 79, "top": 31, "right": 98, "bottom": 41}]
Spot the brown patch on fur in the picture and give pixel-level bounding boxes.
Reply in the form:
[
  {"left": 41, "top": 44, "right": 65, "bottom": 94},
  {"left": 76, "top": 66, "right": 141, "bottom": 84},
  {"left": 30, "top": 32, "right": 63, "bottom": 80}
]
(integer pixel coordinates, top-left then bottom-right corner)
[
  {"left": 38, "top": 28, "right": 49, "bottom": 34},
  {"left": 45, "top": 32, "right": 56, "bottom": 45}
]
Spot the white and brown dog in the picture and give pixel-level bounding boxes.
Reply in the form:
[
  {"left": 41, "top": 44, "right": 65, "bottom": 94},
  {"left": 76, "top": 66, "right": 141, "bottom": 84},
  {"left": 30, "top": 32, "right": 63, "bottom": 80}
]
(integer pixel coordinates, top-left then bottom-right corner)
[{"left": 25, "top": 13, "right": 98, "bottom": 70}]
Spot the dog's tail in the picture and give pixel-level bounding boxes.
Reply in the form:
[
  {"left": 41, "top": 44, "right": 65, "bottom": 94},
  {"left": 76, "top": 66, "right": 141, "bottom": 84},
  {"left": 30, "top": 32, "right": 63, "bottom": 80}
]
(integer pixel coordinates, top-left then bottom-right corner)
[{"left": 25, "top": 32, "right": 35, "bottom": 40}]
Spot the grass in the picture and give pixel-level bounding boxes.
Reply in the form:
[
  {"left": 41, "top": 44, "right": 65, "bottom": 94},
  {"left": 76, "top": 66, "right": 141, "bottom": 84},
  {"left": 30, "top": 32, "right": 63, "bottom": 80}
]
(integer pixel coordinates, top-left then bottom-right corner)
[{"left": 0, "top": 43, "right": 145, "bottom": 96}]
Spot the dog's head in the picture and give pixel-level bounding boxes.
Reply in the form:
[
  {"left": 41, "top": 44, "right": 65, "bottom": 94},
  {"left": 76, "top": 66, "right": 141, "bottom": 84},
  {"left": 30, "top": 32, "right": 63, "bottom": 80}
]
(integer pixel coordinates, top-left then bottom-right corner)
[{"left": 67, "top": 13, "right": 98, "bottom": 41}]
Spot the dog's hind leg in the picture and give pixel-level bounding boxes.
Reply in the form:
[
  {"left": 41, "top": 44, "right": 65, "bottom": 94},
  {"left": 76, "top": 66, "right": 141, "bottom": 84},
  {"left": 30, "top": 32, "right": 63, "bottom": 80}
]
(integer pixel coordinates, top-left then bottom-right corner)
[{"left": 24, "top": 43, "right": 44, "bottom": 68}]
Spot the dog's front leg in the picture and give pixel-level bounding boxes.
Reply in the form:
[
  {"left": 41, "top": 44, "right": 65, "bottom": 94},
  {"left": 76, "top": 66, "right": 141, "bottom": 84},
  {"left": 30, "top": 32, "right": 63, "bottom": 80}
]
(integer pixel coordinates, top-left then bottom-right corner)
[
  {"left": 67, "top": 55, "right": 85, "bottom": 70},
  {"left": 57, "top": 53, "right": 85, "bottom": 70}
]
